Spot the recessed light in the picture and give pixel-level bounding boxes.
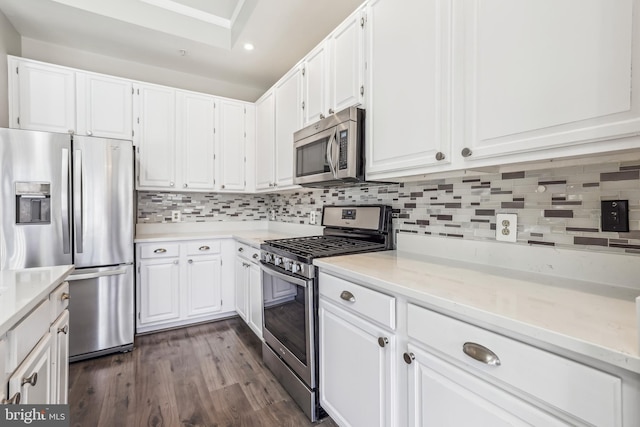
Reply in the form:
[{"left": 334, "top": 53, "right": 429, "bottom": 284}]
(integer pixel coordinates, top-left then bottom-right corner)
[{"left": 243, "top": 43, "right": 255, "bottom": 51}]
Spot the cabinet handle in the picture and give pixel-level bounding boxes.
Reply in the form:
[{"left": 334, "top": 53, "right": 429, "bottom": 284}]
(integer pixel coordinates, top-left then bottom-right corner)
[
  {"left": 199, "top": 246, "right": 210, "bottom": 251},
  {"left": 188, "top": 259, "right": 193, "bottom": 264},
  {"left": 435, "top": 151, "right": 445, "bottom": 161},
  {"left": 461, "top": 147, "right": 473, "bottom": 158},
  {"left": 462, "top": 342, "right": 501, "bottom": 366},
  {"left": 154, "top": 248, "right": 167, "bottom": 254},
  {"left": 170, "top": 182, "right": 175, "bottom": 187},
  {"left": 328, "top": 108, "right": 335, "bottom": 114},
  {"left": 183, "top": 183, "right": 188, "bottom": 188},
  {"left": 173, "top": 260, "right": 179, "bottom": 265},
  {"left": 238, "top": 247, "right": 244, "bottom": 252},
  {"left": 87, "top": 130, "right": 93, "bottom": 136},
  {"left": 378, "top": 337, "right": 389, "bottom": 348},
  {"left": 340, "top": 290, "right": 355, "bottom": 303},
  {"left": 61, "top": 292, "right": 70, "bottom": 301},
  {"left": 403, "top": 352, "right": 415, "bottom": 365},
  {"left": 319, "top": 113, "right": 325, "bottom": 119},
  {"left": 58, "top": 325, "right": 69, "bottom": 335},
  {"left": 22, "top": 372, "right": 38, "bottom": 387},
  {"left": 360, "top": 85, "right": 364, "bottom": 96},
  {"left": 252, "top": 253, "right": 259, "bottom": 260},
  {"left": 2, "top": 392, "right": 21, "bottom": 404}
]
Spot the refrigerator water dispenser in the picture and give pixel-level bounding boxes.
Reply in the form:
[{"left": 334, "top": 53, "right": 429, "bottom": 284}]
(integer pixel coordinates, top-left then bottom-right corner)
[{"left": 15, "top": 182, "right": 51, "bottom": 224}]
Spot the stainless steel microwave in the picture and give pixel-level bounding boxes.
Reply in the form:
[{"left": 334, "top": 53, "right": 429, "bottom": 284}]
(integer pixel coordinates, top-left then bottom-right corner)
[{"left": 293, "top": 107, "right": 365, "bottom": 187}]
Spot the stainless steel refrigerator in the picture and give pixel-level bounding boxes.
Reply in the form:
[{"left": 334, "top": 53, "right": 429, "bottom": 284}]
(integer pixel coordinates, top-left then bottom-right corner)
[{"left": 0, "top": 128, "right": 134, "bottom": 362}]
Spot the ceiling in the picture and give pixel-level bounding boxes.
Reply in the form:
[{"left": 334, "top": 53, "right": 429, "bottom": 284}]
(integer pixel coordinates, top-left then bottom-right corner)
[{"left": 0, "top": 0, "right": 365, "bottom": 99}]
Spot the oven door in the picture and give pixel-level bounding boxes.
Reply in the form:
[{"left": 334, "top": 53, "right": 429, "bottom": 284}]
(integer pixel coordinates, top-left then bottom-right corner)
[
  {"left": 294, "top": 126, "right": 338, "bottom": 185},
  {"left": 261, "top": 262, "right": 316, "bottom": 388}
]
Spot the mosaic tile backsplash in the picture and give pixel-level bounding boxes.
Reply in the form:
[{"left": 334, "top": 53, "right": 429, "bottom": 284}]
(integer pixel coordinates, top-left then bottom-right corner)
[{"left": 139, "top": 160, "right": 640, "bottom": 255}]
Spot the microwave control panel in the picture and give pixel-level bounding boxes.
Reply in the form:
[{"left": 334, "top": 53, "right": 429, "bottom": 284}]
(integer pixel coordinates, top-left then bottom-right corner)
[{"left": 338, "top": 130, "right": 348, "bottom": 170}]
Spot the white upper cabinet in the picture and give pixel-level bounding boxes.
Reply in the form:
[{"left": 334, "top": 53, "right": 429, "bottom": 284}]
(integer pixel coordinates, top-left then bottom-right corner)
[
  {"left": 176, "top": 90, "right": 215, "bottom": 191},
  {"left": 329, "top": 8, "right": 365, "bottom": 113},
  {"left": 218, "top": 98, "right": 249, "bottom": 191},
  {"left": 9, "top": 57, "right": 76, "bottom": 134},
  {"left": 302, "top": 43, "right": 330, "bottom": 126},
  {"left": 76, "top": 72, "right": 133, "bottom": 140},
  {"left": 274, "top": 66, "right": 303, "bottom": 188},
  {"left": 457, "top": 0, "right": 640, "bottom": 165},
  {"left": 134, "top": 83, "right": 177, "bottom": 189},
  {"left": 255, "top": 90, "right": 276, "bottom": 190},
  {"left": 365, "top": 0, "right": 453, "bottom": 180}
]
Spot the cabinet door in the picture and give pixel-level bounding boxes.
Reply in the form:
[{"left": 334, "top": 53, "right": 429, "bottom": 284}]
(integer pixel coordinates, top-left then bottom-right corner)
[
  {"left": 247, "top": 263, "right": 263, "bottom": 339},
  {"left": 407, "top": 344, "right": 567, "bottom": 427},
  {"left": 76, "top": 72, "right": 133, "bottom": 140},
  {"left": 134, "top": 84, "right": 176, "bottom": 189},
  {"left": 459, "top": 0, "right": 640, "bottom": 162},
  {"left": 138, "top": 258, "right": 181, "bottom": 325},
  {"left": 329, "top": 9, "right": 365, "bottom": 113},
  {"left": 274, "top": 67, "right": 303, "bottom": 187},
  {"left": 51, "top": 309, "right": 69, "bottom": 404},
  {"left": 13, "top": 60, "right": 75, "bottom": 133},
  {"left": 303, "top": 43, "right": 329, "bottom": 126},
  {"left": 255, "top": 91, "right": 276, "bottom": 190},
  {"left": 185, "top": 255, "right": 222, "bottom": 318},
  {"left": 319, "top": 299, "right": 394, "bottom": 427},
  {"left": 234, "top": 258, "right": 249, "bottom": 322},
  {"left": 177, "top": 91, "right": 215, "bottom": 190},
  {"left": 365, "top": 0, "right": 452, "bottom": 180},
  {"left": 218, "top": 99, "right": 246, "bottom": 191},
  {"left": 8, "top": 333, "right": 53, "bottom": 404}
]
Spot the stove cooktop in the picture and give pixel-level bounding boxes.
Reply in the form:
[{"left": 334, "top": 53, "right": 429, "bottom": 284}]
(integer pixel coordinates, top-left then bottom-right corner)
[{"left": 262, "top": 235, "right": 387, "bottom": 262}]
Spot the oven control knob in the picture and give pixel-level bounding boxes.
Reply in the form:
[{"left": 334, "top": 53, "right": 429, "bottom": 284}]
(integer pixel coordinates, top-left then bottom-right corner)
[
  {"left": 265, "top": 253, "right": 273, "bottom": 263},
  {"left": 292, "top": 263, "right": 302, "bottom": 273},
  {"left": 275, "top": 257, "right": 283, "bottom": 266}
]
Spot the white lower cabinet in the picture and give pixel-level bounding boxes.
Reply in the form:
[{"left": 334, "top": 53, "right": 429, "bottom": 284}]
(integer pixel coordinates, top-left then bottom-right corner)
[
  {"left": 234, "top": 242, "right": 263, "bottom": 339},
  {"left": 8, "top": 333, "right": 53, "bottom": 405},
  {"left": 51, "top": 310, "right": 69, "bottom": 404},
  {"left": 136, "top": 239, "right": 234, "bottom": 333}
]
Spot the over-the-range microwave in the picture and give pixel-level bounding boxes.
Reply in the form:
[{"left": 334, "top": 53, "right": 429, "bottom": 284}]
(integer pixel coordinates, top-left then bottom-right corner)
[{"left": 293, "top": 107, "right": 365, "bottom": 187}]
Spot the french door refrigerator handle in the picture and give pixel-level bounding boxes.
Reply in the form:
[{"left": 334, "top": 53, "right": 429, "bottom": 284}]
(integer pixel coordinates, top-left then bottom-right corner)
[
  {"left": 73, "top": 149, "right": 84, "bottom": 253},
  {"left": 61, "top": 148, "right": 71, "bottom": 254}
]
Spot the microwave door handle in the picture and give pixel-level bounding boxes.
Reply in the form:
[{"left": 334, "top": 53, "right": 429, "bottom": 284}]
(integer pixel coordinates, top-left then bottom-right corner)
[{"left": 326, "top": 130, "right": 337, "bottom": 178}]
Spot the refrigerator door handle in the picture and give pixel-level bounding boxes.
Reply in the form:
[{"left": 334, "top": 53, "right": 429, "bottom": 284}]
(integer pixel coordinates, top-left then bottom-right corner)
[
  {"left": 61, "top": 148, "right": 71, "bottom": 254},
  {"left": 73, "top": 149, "right": 84, "bottom": 253},
  {"left": 68, "top": 267, "right": 128, "bottom": 281}
]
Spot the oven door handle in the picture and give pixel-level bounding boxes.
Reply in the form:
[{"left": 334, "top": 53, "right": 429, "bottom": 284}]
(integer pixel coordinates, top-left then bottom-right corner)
[{"left": 260, "top": 262, "right": 310, "bottom": 288}]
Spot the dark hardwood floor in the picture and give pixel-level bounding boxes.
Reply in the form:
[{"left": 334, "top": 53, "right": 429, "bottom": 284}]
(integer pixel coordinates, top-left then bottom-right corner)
[{"left": 68, "top": 317, "right": 338, "bottom": 427}]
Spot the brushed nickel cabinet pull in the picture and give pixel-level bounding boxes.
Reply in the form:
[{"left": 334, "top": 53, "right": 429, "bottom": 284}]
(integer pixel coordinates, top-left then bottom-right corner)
[
  {"left": 378, "top": 337, "right": 389, "bottom": 348},
  {"left": 2, "top": 392, "right": 21, "bottom": 404},
  {"left": 435, "top": 151, "right": 445, "bottom": 161},
  {"left": 461, "top": 147, "right": 473, "bottom": 158},
  {"left": 58, "top": 325, "right": 69, "bottom": 335},
  {"left": 252, "top": 253, "right": 259, "bottom": 259},
  {"left": 61, "top": 292, "right": 70, "bottom": 301},
  {"left": 403, "top": 352, "right": 415, "bottom": 364},
  {"left": 463, "top": 342, "right": 501, "bottom": 366},
  {"left": 340, "top": 290, "right": 355, "bottom": 302},
  {"left": 199, "top": 246, "right": 210, "bottom": 251},
  {"left": 153, "top": 248, "right": 167, "bottom": 254},
  {"left": 22, "top": 372, "right": 38, "bottom": 387}
]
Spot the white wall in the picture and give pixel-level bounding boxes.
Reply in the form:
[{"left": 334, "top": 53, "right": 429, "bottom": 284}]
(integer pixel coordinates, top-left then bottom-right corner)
[
  {"left": 0, "top": 11, "right": 21, "bottom": 127},
  {"left": 21, "top": 37, "right": 264, "bottom": 101}
]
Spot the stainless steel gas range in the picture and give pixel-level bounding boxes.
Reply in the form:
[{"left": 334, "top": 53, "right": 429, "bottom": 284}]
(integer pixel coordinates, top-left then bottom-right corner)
[{"left": 260, "top": 205, "right": 393, "bottom": 421}]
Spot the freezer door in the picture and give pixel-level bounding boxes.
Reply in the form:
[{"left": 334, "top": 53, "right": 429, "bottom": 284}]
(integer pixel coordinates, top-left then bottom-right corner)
[
  {"left": 72, "top": 136, "right": 133, "bottom": 267},
  {"left": 68, "top": 264, "right": 134, "bottom": 360},
  {"left": 0, "top": 128, "right": 72, "bottom": 269}
]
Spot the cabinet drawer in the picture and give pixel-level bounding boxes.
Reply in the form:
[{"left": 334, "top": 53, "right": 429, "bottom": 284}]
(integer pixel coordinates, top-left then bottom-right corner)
[
  {"left": 407, "top": 304, "right": 622, "bottom": 427},
  {"left": 49, "top": 281, "right": 69, "bottom": 322},
  {"left": 319, "top": 272, "right": 395, "bottom": 330},
  {"left": 236, "top": 242, "right": 260, "bottom": 264},
  {"left": 6, "top": 300, "right": 51, "bottom": 372},
  {"left": 186, "top": 240, "right": 221, "bottom": 256},
  {"left": 140, "top": 243, "right": 180, "bottom": 259}
]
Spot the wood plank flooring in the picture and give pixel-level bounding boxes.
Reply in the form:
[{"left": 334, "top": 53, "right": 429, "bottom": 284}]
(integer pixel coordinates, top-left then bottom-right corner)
[{"left": 68, "top": 317, "right": 338, "bottom": 427}]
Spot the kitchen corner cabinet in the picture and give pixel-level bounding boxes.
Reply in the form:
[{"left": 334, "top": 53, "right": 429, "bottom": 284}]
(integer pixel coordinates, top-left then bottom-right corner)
[
  {"left": 364, "top": 0, "right": 452, "bottom": 181},
  {"left": 274, "top": 66, "right": 303, "bottom": 188},
  {"left": 136, "top": 239, "right": 234, "bottom": 333},
  {"left": 218, "top": 99, "right": 253, "bottom": 192},
  {"left": 234, "top": 242, "right": 263, "bottom": 339},
  {"left": 255, "top": 90, "right": 276, "bottom": 190}
]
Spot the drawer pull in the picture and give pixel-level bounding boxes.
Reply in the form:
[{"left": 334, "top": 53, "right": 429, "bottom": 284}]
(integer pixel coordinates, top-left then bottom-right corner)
[
  {"left": 378, "top": 337, "right": 389, "bottom": 348},
  {"left": 463, "top": 342, "right": 501, "bottom": 366},
  {"left": 61, "top": 292, "right": 70, "bottom": 301},
  {"left": 2, "top": 392, "right": 21, "bottom": 404},
  {"left": 252, "top": 253, "right": 259, "bottom": 260},
  {"left": 188, "top": 259, "right": 193, "bottom": 264},
  {"left": 238, "top": 247, "right": 244, "bottom": 252},
  {"left": 199, "top": 245, "right": 210, "bottom": 251},
  {"left": 153, "top": 248, "right": 167, "bottom": 254},
  {"left": 22, "top": 372, "right": 38, "bottom": 387},
  {"left": 58, "top": 325, "right": 69, "bottom": 335},
  {"left": 403, "top": 352, "right": 415, "bottom": 364},
  {"left": 340, "top": 290, "right": 355, "bottom": 302}
]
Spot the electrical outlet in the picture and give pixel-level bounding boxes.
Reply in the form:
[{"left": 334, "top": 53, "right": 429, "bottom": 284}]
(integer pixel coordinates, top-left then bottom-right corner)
[
  {"left": 309, "top": 211, "right": 317, "bottom": 225},
  {"left": 269, "top": 210, "right": 276, "bottom": 221},
  {"left": 496, "top": 213, "right": 517, "bottom": 242},
  {"left": 171, "top": 210, "right": 181, "bottom": 222},
  {"left": 601, "top": 200, "right": 629, "bottom": 232}
]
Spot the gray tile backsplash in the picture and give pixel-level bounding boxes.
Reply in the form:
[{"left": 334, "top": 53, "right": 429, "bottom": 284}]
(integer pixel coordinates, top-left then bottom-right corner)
[{"left": 138, "top": 161, "right": 640, "bottom": 255}]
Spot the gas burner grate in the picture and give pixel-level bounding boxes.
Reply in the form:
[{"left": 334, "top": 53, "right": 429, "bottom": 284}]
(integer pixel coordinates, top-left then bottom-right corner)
[{"left": 265, "top": 235, "right": 386, "bottom": 259}]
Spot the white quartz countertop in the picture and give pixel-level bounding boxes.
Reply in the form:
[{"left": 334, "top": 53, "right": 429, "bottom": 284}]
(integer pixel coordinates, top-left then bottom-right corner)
[
  {"left": 314, "top": 250, "right": 640, "bottom": 374},
  {"left": 135, "top": 230, "right": 299, "bottom": 247},
  {"left": 0, "top": 265, "right": 74, "bottom": 336}
]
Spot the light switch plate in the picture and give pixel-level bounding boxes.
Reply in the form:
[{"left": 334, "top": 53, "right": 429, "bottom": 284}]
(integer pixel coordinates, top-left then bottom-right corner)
[{"left": 496, "top": 214, "right": 517, "bottom": 242}]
